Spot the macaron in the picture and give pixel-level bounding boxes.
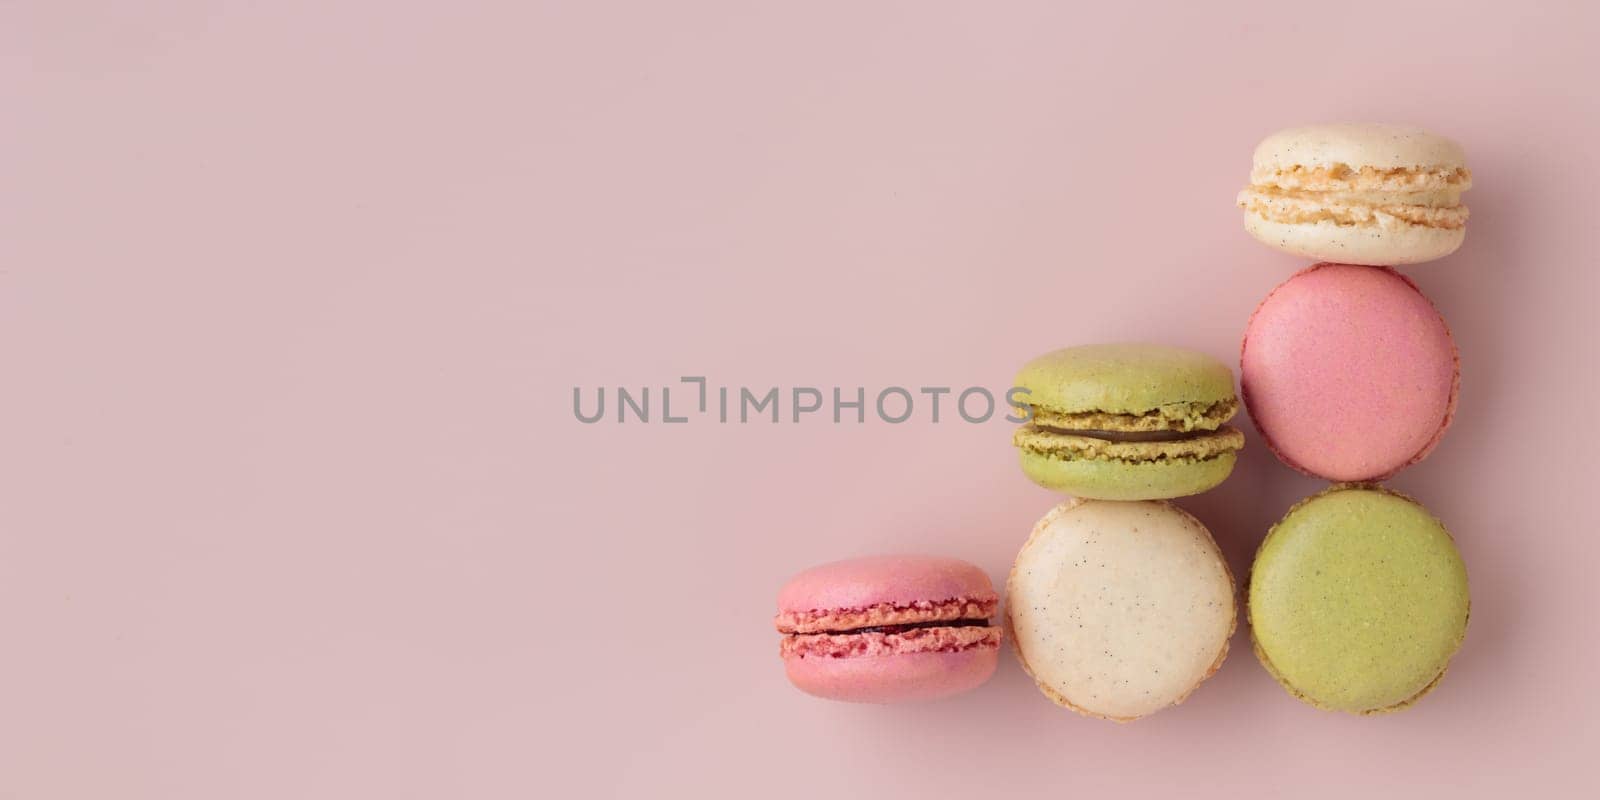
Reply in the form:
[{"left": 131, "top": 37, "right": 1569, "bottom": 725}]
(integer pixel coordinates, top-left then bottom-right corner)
[
  {"left": 1249, "top": 485, "right": 1470, "bottom": 714},
  {"left": 1012, "top": 344, "right": 1245, "bottom": 500},
  {"left": 1007, "top": 499, "right": 1235, "bottom": 721},
  {"left": 775, "top": 555, "right": 1001, "bottom": 703},
  {"left": 1236, "top": 123, "right": 1471, "bottom": 266},
  {"left": 1241, "top": 263, "right": 1458, "bottom": 481}
]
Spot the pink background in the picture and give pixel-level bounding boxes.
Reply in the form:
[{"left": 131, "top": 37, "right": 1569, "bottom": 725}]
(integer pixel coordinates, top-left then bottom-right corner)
[{"left": 3, "top": 2, "right": 1597, "bottom": 797}]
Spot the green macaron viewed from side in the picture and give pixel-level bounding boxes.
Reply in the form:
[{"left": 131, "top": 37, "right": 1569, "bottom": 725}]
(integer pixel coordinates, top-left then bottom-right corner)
[
  {"left": 1012, "top": 343, "right": 1244, "bottom": 500},
  {"left": 1249, "top": 485, "right": 1470, "bottom": 714}
]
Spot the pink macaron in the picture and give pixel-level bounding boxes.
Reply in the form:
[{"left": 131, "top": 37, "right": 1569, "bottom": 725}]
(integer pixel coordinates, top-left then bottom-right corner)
[
  {"left": 1241, "top": 263, "right": 1458, "bottom": 482},
  {"left": 775, "top": 555, "right": 1001, "bottom": 703}
]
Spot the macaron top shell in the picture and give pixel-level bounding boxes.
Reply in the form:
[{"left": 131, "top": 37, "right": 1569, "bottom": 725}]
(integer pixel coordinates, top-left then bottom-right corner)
[
  {"left": 1249, "top": 486, "right": 1469, "bottom": 713},
  {"left": 1008, "top": 499, "right": 1235, "bottom": 721},
  {"left": 1242, "top": 263, "right": 1457, "bottom": 481},
  {"left": 1251, "top": 123, "right": 1467, "bottom": 173},
  {"left": 776, "top": 555, "right": 997, "bottom": 628},
  {"left": 1015, "top": 343, "right": 1237, "bottom": 429}
]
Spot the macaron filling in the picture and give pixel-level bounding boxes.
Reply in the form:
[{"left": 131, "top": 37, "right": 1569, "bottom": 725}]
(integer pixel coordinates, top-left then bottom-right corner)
[
  {"left": 1248, "top": 164, "right": 1471, "bottom": 193},
  {"left": 1014, "top": 423, "right": 1244, "bottom": 464},
  {"left": 1238, "top": 185, "right": 1468, "bottom": 230},
  {"left": 779, "top": 625, "right": 1000, "bottom": 659},
  {"left": 776, "top": 597, "right": 1001, "bottom": 660},
  {"left": 774, "top": 597, "right": 996, "bottom": 634},
  {"left": 1036, "top": 427, "right": 1208, "bottom": 443},
  {"left": 1029, "top": 399, "right": 1236, "bottom": 434},
  {"left": 851, "top": 618, "right": 993, "bottom": 634}
]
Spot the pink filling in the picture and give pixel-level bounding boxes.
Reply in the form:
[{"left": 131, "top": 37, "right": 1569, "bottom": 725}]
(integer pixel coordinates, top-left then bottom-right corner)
[
  {"left": 780, "top": 626, "right": 1002, "bottom": 659},
  {"left": 774, "top": 597, "right": 998, "bottom": 634}
]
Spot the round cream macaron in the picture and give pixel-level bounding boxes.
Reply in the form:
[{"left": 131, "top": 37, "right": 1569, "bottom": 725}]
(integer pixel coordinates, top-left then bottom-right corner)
[
  {"left": 1236, "top": 123, "right": 1471, "bottom": 266},
  {"left": 1007, "top": 499, "right": 1236, "bottom": 721}
]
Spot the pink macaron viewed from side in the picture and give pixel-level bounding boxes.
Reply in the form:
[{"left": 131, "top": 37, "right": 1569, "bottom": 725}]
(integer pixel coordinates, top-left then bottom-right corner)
[
  {"left": 775, "top": 555, "right": 1001, "bottom": 703},
  {"left": 1242, "top": 263, "right": 1458, "bottom": 482}
]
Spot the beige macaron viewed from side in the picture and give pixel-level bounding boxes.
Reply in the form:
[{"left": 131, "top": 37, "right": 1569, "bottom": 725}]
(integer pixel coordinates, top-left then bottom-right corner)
[
  {"left": 1007, "top": 499, "right": 1236, "bottom": 722},
  {"left": 1237, "top": 124, "right": 1471, "bottom": 266}
]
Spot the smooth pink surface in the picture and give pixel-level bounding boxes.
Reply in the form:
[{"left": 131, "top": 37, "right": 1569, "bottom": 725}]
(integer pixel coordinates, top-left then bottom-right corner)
[
  {"left": 784, "top": 647, "right": 1001, "bottom": 704},
  {"left": 778, "top": 555, "right": 996, "bottom": 614},
  {"left": 4, "top": 2, "right": 1599, "bottom": 798},
  {"left": 1242, "top": 264, "right": 1458, "bottom": 481}
]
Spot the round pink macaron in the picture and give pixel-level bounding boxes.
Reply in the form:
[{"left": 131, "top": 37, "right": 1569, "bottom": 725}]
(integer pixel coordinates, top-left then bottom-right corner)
[
  {"left": 775, "top": 555, "right": 1001, "bottom": 703},
  {"left": 1241, "top": 263, "right": 1458, "bottom": 482}
]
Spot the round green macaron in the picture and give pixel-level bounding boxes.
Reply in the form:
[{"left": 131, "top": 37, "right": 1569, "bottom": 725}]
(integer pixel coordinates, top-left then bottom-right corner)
[
  {"left": 1012, "top": 343, "right": 1244, "bottom": 501},
  {"left": 1249, "top": 485, "right": 1470, "bottom": 714}
]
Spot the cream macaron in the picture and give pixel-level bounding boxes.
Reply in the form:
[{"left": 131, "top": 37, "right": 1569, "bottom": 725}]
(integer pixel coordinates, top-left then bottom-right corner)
[
  {"left": 1236, "top": 124, "right": 1471, "bottom": 266},
  {"left": 1007, "top": 499, "right": 1236, "bottom": 721}
]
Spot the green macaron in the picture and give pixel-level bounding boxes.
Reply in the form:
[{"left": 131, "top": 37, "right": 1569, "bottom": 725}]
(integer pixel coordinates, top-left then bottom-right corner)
[
  {"left": 1249, "top": 485, "right": 1470, "bottom": 714},
  {"left": 1011, "top": 343, "right": 1244, "bottom": 500}
]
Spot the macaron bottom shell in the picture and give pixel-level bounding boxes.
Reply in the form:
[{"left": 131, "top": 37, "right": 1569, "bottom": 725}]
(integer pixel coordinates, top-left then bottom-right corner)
[
  {"left": 783, "top": 646, "right": 1000, "bottom": 704},
  {"left": 1017, "top": 449, "right": 1237, "bottom": 501},
  {"left": 1241, "top": 200, "right": 1466, "bottom": 266}
]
